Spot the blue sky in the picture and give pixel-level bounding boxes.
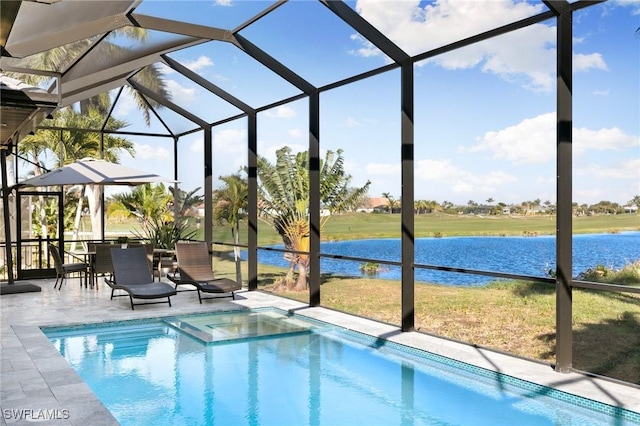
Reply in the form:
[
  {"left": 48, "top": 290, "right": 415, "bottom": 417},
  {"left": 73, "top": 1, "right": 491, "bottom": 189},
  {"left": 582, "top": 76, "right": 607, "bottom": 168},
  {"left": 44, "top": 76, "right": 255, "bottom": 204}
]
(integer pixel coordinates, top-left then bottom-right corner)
[{"left": 110, "top": 0, "right": 640, "bottom": 207}]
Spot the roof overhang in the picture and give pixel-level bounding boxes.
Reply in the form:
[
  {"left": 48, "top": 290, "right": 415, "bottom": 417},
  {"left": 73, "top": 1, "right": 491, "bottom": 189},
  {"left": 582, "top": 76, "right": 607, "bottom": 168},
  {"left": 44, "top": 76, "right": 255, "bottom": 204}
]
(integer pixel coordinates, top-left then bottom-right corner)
[{"left": 0, "top": 74, "right": 57, "bottom": 147}]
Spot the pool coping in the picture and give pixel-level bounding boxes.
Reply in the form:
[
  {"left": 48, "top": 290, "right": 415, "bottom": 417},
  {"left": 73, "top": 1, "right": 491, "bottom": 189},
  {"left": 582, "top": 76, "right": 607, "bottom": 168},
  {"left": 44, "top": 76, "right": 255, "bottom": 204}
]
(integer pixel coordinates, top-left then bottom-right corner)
[{"left": 1, "top": 279, "right": 639, "bottom": 425}]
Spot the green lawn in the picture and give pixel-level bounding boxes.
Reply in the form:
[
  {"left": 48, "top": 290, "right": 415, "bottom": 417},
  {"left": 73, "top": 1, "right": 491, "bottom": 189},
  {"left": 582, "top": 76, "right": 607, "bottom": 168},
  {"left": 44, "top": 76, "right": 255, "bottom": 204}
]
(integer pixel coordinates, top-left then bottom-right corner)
[{"left": 104, "top": 211, "right": 639, "bottom": 244}]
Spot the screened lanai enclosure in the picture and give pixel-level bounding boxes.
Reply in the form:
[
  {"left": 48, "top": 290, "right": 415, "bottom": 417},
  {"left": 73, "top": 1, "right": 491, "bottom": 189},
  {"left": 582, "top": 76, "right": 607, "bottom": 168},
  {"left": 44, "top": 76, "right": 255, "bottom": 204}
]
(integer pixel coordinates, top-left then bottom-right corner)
[{"left": 1, "top": 0, "right": 639, "bottom": 383}]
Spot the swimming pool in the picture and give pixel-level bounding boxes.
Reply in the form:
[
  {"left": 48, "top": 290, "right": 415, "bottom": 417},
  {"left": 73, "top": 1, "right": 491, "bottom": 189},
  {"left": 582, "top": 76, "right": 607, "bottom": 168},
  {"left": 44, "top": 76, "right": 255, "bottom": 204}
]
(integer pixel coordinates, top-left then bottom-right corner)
[{"left": 43, "top": 308, "right": 640, "bottom": 426}]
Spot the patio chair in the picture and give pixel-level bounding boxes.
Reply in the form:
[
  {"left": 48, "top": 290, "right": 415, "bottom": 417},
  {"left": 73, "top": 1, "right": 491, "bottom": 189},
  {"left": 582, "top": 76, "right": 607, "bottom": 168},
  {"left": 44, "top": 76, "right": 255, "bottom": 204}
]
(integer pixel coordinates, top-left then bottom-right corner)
[
  {"left": 168, "top": 242, "right": 241, "bottom": 303},
  {"left": 107, "top": 246, "right": 177, "bottom": 310},
  {"left": 48, "top": 244, "right": 90, "bottom": 290},
  {"left": 91, "top": 243, "right": 116, "bottom": 290}
]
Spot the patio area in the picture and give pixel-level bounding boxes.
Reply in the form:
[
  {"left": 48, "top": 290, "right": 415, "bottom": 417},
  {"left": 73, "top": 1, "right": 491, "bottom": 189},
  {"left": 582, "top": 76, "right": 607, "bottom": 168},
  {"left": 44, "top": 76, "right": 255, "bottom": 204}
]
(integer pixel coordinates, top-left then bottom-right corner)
[{"left": 1, "top": 277, "right": 639, "bottom": 425}]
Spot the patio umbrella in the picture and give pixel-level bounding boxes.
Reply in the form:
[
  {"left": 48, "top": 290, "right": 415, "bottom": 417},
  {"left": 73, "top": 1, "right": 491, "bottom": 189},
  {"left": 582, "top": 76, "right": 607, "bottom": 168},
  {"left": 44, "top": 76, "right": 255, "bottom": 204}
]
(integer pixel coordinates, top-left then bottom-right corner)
[
  {"left": 17, "top": 158, "right": 176, "bottom": 187},
  {"left": 16, "top": 158, "right": 178, "bottom": 251}
]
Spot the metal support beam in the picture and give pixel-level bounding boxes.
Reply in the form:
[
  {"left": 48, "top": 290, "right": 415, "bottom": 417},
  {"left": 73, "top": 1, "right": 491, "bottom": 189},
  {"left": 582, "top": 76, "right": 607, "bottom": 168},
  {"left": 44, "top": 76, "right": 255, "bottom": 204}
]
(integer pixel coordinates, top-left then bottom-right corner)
[
  {"left": 247, "top": 113, "right": 258, "bottom": 291},
  {"left": 1, "top": 148, "right": 15, "bottom": 283},
  {"left": 308, "top": 93, "right": 321, "bottom": 307},
  {"left": 400, "top": 62, "right": 415, "bottom": 332},
  {"left": 320, "top": 0, "right": 409, "bottom": 64},
  {"left": 554, "top": 3, "right": 573, "bottom": 373},
  {"left": 204, "top": 126, "right": 213, "bottom": 246},
  {"left": 128, "top": 80, "right": 209, "bottom": 128}
]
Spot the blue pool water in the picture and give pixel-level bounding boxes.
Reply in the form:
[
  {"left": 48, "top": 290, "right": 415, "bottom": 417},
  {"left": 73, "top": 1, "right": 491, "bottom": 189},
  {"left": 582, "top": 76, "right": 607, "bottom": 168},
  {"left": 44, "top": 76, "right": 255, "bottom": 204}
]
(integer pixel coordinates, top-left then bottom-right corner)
[{"left": 43, "top": 309, "right": 640, "bottom": 426}]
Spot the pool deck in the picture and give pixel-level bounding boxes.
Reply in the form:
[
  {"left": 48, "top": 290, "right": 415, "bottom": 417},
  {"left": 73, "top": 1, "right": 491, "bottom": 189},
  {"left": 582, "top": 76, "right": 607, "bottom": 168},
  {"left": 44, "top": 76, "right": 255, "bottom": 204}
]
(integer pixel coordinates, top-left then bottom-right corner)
[{"left": 1, "top": 277, "right": 639, "bottom": 425}]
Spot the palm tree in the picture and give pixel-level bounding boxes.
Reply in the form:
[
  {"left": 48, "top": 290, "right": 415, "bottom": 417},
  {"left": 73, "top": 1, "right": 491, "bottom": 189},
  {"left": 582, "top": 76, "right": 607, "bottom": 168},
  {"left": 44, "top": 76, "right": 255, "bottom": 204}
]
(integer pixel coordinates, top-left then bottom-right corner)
[
  {"left": 257, "top": 147, "right": 370, "bottom": 291},
  {"left": 169, "top": 186, "right": 204, "bottom": 218},
  {"left": 213, "top": 173, "right": 248, "bottom": 284},
  {"left": 19, "top": 108, "right": 134, "bottom": 243},
  {"left": 11, "top": 27, "right": 168, "bottom": 125},
  {"left": 110, "top": 183, "right": 173, "bottom": 226}
]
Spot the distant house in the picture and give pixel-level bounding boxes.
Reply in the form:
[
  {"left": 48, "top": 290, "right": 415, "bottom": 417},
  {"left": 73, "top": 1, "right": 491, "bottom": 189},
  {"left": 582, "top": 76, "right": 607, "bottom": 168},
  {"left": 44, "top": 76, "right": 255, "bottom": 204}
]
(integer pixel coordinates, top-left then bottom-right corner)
[
  {"left": 624, "top": 205, "right": 638, "bottom": 213},
  {"left": 357, "top": 197, "right": 389, "bottom": 213}
]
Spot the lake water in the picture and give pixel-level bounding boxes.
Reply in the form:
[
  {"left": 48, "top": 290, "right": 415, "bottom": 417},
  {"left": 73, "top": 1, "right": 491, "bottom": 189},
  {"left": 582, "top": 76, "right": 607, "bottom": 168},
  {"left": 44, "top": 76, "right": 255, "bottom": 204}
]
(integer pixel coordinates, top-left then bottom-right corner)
[{"left": 254, "top": 232, "right": 640, "bottom": 286}]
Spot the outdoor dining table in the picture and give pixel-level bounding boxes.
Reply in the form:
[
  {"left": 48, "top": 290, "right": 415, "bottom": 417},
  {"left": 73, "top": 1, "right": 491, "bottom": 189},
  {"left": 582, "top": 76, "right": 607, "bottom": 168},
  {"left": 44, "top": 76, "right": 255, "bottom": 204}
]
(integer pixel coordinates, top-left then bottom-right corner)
[{"left": 70, "top": 250, "right": 96, "bottom": 289}]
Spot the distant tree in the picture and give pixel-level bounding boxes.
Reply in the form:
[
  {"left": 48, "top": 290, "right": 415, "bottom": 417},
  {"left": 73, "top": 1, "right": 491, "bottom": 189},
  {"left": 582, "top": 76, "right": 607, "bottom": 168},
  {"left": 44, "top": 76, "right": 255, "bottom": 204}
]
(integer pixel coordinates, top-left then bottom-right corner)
[
  {"left": 213, "top": 173, "right": 248, "bottom": 284},
  {"left": 382, "top": 192, "right": 396, "bottom": 214},
  {"left": 441, "top": 200, "right": 454, "bottom": 211},
  {"left": 630, "top": 195, "right": 640, "bottom": 207},
  {"left": 486, "top": 197, "right": 494, "bottom": 205}
]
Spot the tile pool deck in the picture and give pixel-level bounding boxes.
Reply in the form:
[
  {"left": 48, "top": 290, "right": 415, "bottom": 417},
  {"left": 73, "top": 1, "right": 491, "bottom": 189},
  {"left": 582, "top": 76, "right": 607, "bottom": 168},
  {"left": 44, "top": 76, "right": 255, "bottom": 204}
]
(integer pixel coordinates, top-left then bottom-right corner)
[{"left": 1, "top": 277, "right": 639, "bottom": 425}]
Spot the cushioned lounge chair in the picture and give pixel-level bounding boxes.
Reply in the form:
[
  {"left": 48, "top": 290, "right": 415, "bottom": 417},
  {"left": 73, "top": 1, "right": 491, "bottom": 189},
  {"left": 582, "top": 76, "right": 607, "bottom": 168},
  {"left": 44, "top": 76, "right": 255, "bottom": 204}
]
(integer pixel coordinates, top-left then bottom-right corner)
[
  {"left": 168, "top": 242, "right": 241, "bottom": 303},
  {"left": 107, "top": 246, "right": 177, "bottom": 310}
]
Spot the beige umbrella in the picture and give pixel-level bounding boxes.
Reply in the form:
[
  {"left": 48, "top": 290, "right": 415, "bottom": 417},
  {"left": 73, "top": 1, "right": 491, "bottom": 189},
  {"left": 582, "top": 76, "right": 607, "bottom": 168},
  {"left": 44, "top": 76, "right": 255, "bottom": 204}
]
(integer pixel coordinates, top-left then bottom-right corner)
[
  {"left": 17, "top": 158, "right": 178, "bottom": 252},
  {"left": 18, "top": 158, "right": 176, "bottom": 187}
]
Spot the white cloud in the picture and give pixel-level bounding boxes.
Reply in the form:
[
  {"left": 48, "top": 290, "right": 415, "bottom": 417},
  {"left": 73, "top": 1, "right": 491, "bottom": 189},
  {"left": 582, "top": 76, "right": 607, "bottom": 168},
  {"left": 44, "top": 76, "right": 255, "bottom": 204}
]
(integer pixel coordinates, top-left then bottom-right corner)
[
  {"left": 134, "top": 143, "right": 170, "bottom": 160},
  {"left": 574, "top": 53, "right": 608, "bottom": 72},
  {"left": 213, "top": 129, "right": 247, "bottom": 154},
  {"left": 214, "top": 0, "right": 232, "bottom": 6},
  {"left": 185, "top": 129, "right": 247, "bottom": 155},
  {"left": 415, "top": 158, "right": 517, "bottom": 194},
  {"left": 183, "top": 55, "right": 214, "bottom": 72},
  {"left": 263, "top": 105, "right": 297, "bottom": 118},
  {"left": 573, "top": 126, "right": 639, "bottom": 154},
  {"left": 465, "top": 113, "right": 556, "bottom": 164},
  {"left": 575, "top": 158, "right": 640, "bottom": 180},
  {"left": 465, "top": 113, "right": 639, "bottom": 164},
  {"left": 161, "top": 56, "right": 213, "bottom": 75},
  {"left": 113, "top": 90, "right": 137, "bottom": 117},
  {"left": 288, "top": 128, "right": 303, "bottom": 138},
  {"left": 366, "top": 162, "right": 400, "bottom": 176},
  {"left": 165, "top": 79, "right": 196, "bottom": 104},
  {"left": 353, "top": 0, "right": 607, "bottom": 91},
  {"left": 345, "top": 117, "right": 361, "bottom": 127}
]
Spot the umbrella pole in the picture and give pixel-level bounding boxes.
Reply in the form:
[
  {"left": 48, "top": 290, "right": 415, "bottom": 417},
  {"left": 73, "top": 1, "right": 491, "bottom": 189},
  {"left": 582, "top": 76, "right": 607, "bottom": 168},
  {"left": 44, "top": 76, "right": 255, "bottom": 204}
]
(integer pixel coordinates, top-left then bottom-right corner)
[{"left": 69, "top": 186, "right": 85, "bottom": 253}]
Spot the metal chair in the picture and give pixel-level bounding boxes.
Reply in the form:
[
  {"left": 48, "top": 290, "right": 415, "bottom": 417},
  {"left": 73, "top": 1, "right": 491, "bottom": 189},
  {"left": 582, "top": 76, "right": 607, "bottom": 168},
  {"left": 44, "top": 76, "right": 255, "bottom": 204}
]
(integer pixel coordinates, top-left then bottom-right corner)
[
  {"left": 92, "top": 243, "right": 116, "bottom": 290},
  {"left": 168, "top": 242, "right": 241, "bottom": 303},
  {"left": 48, "top": 244, "right": 90, "bottom": 290}
]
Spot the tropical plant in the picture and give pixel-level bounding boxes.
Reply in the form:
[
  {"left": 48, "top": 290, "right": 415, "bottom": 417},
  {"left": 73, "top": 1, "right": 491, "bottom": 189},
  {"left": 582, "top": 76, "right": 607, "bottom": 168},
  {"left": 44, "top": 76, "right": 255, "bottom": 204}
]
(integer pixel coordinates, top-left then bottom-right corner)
[
  {"left": 18, "top": 108, "right": 134, "bottom": 244},
  {"left": 133, "top": 217, "right": 196, "bottom": 250},
  {"left": 213, "top": 173, "right": 248, "bottom": 284},
  {"left": 257, "top": 147, "right": 370, "bottom": 291},
  {"left": 109, "top": 183, "right": 173, "bottom": 226},
  {"left": 169, "top": 186, "right": 204, "bottom": 217}
]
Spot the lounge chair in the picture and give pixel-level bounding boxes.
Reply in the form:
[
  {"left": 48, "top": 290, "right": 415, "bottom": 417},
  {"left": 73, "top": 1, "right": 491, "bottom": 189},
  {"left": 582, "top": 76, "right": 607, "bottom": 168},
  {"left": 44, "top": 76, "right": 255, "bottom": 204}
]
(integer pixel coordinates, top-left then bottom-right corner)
[
  {"left": 168, "top": 242, "right": 241, "bottom": 303},
  {"left": 107, "top": 246, "right": 177, "bottom": 310},
  {"left": 48, "top": 244, "right": 90, "bottom": 290}
]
